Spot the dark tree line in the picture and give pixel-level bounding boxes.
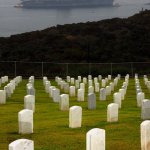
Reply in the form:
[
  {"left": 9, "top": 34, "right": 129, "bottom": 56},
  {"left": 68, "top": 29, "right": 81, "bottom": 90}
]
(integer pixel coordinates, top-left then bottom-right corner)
[{"left": 0, "top": 9, "right": 150, "bottom": 62}]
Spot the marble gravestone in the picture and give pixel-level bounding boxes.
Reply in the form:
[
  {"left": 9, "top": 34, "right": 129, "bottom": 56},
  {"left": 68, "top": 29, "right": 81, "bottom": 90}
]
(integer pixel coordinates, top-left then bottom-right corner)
[
  {"left": 141, "top": 99, "right": 150, "bottom": 120},
  {"left": 101, "top": 79, "right": 106, "bottom": 87},
  {"left": 113, "top": 92, "right": 121, "bottom": 108},
  {"left": 27, "top": 86, "right": 35, "bottom": 96},
  {"left": 9, "top": 139, "right": 34, "bottom": 150},
  {"left": 71, "top": 78, "right": 75, "bottom": 85},
  {"left": 94, "top": 77, "right": 98, "bottom": 83},
  {"left": 69, "top": 86, "right": 76, "bottom": 97},
  {"left": 141, "top": 120, "right": 150, "bottom": 150},
  {"left": 78, "top": 76, "right": 82, "bottom": 82},
  {"left": 137, "top": 92, "right": 145, "bottom": 107},
  {"left": 88, "top": 93, "right": 96, "bottom": 110},
  {"left": 52, "top": 88, "right": 60, "bottom": 103},
  {"left": 77, "top": 89, "right": 84, "bottom": 101},
  {"left": 107, "top": 103, "right": 118, "bottom": 122},
  {"left": 83, "top": 77, "right": 87, "bottom": 84},
  {"left": 24, "top": 95, "right": 35, "bottom": 112},
  {"left": 18, "top": 109, "right": 33, "bottom": 134},
  {"left": 63, "top": 83, "right": 69, "bottom": 93},
  {"left": 80, "top": 83, "right": 85, "bottom": 91},
  {"left": 75, "top": 80, "right": 80, "bottom": 89},
  {"left": 69, "top": 106, "right": 82, "bottom": 128},
  {"left": 88, "top": 86, "right": 94, "bottom": 94},
  {"left": 95, "top": 83, "right": 99, "bottom": 93},
  {"left": 100, "top": 88, "right": 106, "bottom": 101},
  {"left": 98, "top": 75, "right": 102, "bottom": 81},
  {"left": 86, "top": 128, "right": 105, "bottom": 150},
  {"left": 0, "top": 90, "right": 6, "bottom": 104},
  {"left": 88, "top": 80, "right": 93, "bottom": 87},
  {"left": 60, "top": 94, "right": 69, "bottom": 111}
]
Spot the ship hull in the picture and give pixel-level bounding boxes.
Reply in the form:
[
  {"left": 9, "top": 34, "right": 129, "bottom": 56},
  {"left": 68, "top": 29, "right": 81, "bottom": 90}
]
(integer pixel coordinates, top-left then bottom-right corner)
[{"left": 20, "top": 0, "right": 114, "bottom": 8}]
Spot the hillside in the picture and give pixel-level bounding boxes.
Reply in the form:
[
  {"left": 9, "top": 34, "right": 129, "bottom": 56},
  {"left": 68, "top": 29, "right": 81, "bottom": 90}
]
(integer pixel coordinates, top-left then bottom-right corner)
[{"left": 0, "top": 9, "right": 150, "bottom": 62}]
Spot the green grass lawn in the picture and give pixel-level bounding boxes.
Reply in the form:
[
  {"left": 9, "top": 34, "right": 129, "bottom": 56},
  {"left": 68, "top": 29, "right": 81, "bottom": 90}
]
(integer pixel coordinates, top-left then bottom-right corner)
[{"left": 0, "top": 77, "right": 149, "bottom": 150}]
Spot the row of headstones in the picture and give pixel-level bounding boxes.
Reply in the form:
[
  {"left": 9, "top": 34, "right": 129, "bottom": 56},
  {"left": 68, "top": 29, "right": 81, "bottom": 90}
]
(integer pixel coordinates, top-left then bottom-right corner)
[
  {"left": 55, "top": 74, "right": 121, "bottom": 93},
  {"left": 8, "top": 74, "right": 129, "bottom": 150},
  {"left": 16, "top": 74, "right": 129, "bottom": 136},
  {"left": 18, "top": 76, "right": 36, "bottom": 134},
  {"left": 135, "top": 74, "right": 150, "bottom": 120},
  {"left": 8, "top": 120, "right": 150, "bottom": 150},
  {"left": 53, "top": 74, "right": 128, "bottom": 110},
  {"left": 26, "top": 76, "right": 36, "bottom": 96},
  {"left": 0, "top": 76, "right": 8, "bottom": 87},
  {"left": 43, "top": 75, "right": 119, "bottom": 109},
  {"left": 113, "top": 74, "right": 129, "bottom": 108},
  {"left": 42, "top": 75, "right": 129, "bottom": 125},
  {"left": 0, "top": 76, "right": 22, "bottom": 104},
  {"left": 135, "top": 74, "right": 144, "bottom": 107},
  {"left": 46, "top": 74, "right": 121, "bottom": 100},
  {"left": 16, "top": 75, "right": 125, "bottom": 136}
]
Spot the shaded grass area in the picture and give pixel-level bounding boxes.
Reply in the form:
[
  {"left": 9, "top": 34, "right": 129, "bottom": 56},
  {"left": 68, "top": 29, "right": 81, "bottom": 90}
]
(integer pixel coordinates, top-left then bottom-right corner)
[{"left": 0, "top": 78, "right": 147, "bottom": 150}]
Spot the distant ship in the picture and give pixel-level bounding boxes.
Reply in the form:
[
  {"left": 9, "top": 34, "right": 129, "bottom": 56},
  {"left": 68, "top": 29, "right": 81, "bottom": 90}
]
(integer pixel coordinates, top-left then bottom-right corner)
[{"left": 16, "top": 0, "right": 114, "bottom": 8}]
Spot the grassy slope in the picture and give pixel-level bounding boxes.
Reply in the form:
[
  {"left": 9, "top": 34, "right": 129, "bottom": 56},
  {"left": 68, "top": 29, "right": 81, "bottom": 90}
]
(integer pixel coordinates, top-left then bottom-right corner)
[{"left": 0, "top": 77, "right": 149, "bottom": 150}]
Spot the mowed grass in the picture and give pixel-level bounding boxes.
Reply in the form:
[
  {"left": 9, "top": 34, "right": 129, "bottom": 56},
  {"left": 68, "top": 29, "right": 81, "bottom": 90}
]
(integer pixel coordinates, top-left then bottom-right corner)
[{"left": 0, "top": 77, "right": 149, "bottom": 150}]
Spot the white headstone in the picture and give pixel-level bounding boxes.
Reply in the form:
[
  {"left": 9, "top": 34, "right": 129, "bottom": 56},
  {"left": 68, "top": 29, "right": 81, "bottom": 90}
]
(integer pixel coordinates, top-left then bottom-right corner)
[
  {"left": 113, "top": 92, "right": 121, "bottom": 108},
  {"left": 107, "top": 103, "right": 118, "bottom": 122},
  {"left": 63, "top": 83, "right": 69, "bottom": 93},
  {"left": 86, "top": 128, "right": 105, "bottom": 150},
  {"left": 60, "top": 81, "right": 65, "bottom": 89},
  {"left": 88, "top": 86, "right": 94, "bottom": 94},
  {"left": 60, "top": 94, "right": 69, "bottom": 111},
  {"left": 0, "top": 90, "right": 6, "bottom": 104},
  {"left": 95, "top": 83, "right": 99, "bottom": 93},
  {"left": 106, "top": 86, "right": 111, "bottom": 96},
  {"left": 71, "top": 78, "right": 75, "bottom": 85},
  {"left": 78, "top": 76, "right": 82, "bottom": 82},
  {"left": 27, "top": 86, "right": 35, "bottom": 96},
  {"left": 114, "top": 78, "right": 118, "bottom": 86},
  {"left": 98, "top": 75, "right": 102, "bottom": 81},
  {"left": 110, "top": 82, "right": 114, "bottom": 91},
  {"left": 69, "top": 86, "right": 76, "bottom": 97},
  {"left": 88, "top": 93, "right": 96, "bottom": 110},
  {"left": 49, "top": 86, "right": 56, "bottom": 98},
  {"left": 88, "top": 75, "right": 92, "bottom": 80},
  {"left": 52, "top": 88, "right": 60, "bottom": 103},
  {"left": 4, "top": 85, "right": 11, "bottom": 98},
  {"left": 88, "top": 80, "right": 93, "bottom": 87},
  {"left": 141, "top": 120, "right": 150, "bottom": 150},
  {"left": 45, "top": 81, "right": 50, "bottom": 93},
  {"left": 119, "top": 89, "right": 125, "bottom": 100},
  {"left": 83, "top": 77, "right": 87, "bottom": 84},
  {"left": 101, "top": 79, "right": 106, "bottom": 87},
  {"left": 69, "top": 106, "right": 82, "bottom": 128},
  {"left": 100, "top": 88, "right": 106, "bottom": 101},
  {"left": 24, "top": 95, "right": 35, "bottom": 112},
  {"left": 75, "top": 80, "right": 80, "bottom": 89},
  {"left": 94, "top": 77, "right": 98, "bottom": 83},
  {"left": 77, "top": 89, "right": 84, "bottom": 101},
  {"left": 118, "top": 74, "right": 121, "bottom": 79},
  {"left": 18, "top": 109, "right": 33, "bottom": 134},
  {"left": 9, "top": 139, "right": 34, "bottom": 150},
  {"left": 80, "top": 83, "right": 85, "bottom": 91},
  {"left": 137, "top": 92, "right": 145, "bottom": 107},
  {"left": 108, "top": 75, "right": 111, "bottom": 80},
  {"left": 141, "top": 99, "right": 150, "bottom": 120},
  {"left": 67, "top": 76, "right": 71, "bottom": 82}
]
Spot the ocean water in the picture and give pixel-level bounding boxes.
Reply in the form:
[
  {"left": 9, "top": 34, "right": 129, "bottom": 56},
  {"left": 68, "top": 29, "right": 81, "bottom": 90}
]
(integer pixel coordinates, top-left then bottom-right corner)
[{"left": 0, "top": 0, "right": 150, "bottom": 37}]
